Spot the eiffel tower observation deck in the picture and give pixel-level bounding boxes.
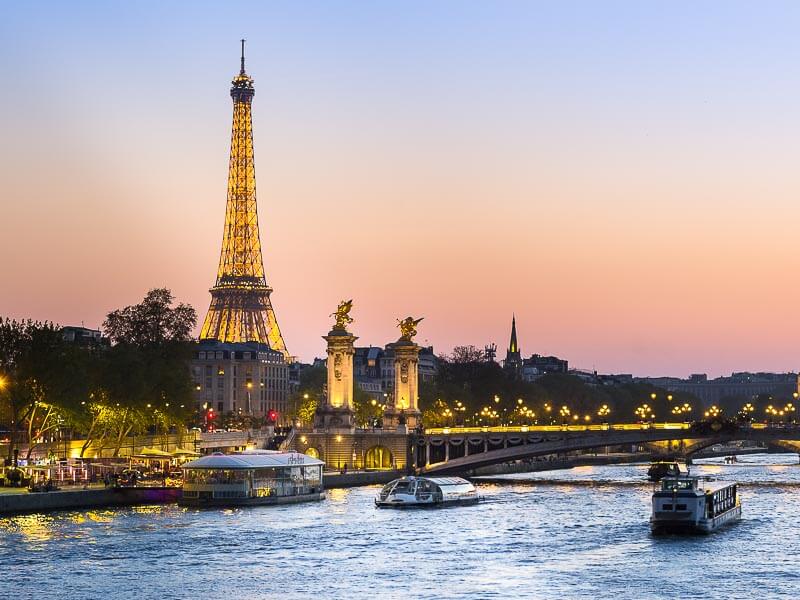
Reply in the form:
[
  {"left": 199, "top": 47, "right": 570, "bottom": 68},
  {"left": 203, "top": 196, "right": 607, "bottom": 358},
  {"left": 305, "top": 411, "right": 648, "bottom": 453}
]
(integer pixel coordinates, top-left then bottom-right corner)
[{"left": 199, "top": 41, "right": 289, "bottom": 359}]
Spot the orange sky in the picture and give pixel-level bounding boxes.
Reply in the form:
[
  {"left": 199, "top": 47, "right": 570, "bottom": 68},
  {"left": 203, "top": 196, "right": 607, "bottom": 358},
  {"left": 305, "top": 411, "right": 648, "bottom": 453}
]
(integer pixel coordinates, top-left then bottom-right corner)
[{"left": 2, "top": 3, "right": 800, "bottom": 376}]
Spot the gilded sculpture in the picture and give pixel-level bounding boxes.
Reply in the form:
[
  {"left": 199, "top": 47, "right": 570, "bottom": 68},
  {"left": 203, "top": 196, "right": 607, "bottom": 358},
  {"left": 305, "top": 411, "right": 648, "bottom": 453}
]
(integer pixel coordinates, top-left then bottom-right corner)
[
  {"left": 331, "top": 299, "right": 354, "bottom": 331},
  {"left": 397, "top": 316, "right": 423, "bottom": 342}
]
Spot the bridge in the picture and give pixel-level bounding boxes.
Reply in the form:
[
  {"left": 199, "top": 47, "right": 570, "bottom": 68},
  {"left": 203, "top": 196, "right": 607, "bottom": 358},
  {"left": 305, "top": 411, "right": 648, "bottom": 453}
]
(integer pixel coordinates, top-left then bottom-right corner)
[{"left": 411, "top": 422, "right": 800, "bottom": 475}]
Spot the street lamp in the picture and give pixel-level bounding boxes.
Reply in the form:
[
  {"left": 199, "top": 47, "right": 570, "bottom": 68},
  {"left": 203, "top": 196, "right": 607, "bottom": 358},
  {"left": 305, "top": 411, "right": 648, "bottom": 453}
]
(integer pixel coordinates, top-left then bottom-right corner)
[{"left": 635, "top": 404, "right": 654, "bottom": 422}]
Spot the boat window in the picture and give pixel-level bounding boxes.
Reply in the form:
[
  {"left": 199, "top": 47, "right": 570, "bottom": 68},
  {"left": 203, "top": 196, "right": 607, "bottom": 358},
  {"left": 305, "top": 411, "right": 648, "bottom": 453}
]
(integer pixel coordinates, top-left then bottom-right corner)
[
  {"left": 676, "top": 504, "right": 687, "bottom": 510},
  {"left": 661, "top": 479, "right": 693, "bottom": 491},
  {"left": 393, "top": 481, "right": 413, "bottom": 493},
  {"left": 662, "top": 504, "right": 673, "bottom": 510}
]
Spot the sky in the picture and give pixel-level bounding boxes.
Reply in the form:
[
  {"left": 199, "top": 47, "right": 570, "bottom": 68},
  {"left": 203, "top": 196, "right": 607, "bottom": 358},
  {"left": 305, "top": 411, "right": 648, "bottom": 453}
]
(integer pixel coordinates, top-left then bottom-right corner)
[{"left": 2, "top": 2, "right": 800, "bottom": 377}]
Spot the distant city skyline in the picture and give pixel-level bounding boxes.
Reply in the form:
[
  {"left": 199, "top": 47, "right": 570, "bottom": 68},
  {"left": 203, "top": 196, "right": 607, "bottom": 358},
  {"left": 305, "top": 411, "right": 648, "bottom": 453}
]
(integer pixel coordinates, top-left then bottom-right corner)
[{"left": 3, "top": 2, "right": 800, "bottom": 377}]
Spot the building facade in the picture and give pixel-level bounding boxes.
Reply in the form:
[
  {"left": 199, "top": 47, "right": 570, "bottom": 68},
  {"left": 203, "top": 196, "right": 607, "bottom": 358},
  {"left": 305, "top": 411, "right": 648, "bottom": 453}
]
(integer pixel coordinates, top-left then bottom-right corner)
[
  {"left": 192, "top": 341, "right": 289, "bottom": 424},
  {"left": 352, "top": 344, "right": 437, "bottom": 402},
  {"left": 635, "top": 372, "right": 798, "bottom": 405}
]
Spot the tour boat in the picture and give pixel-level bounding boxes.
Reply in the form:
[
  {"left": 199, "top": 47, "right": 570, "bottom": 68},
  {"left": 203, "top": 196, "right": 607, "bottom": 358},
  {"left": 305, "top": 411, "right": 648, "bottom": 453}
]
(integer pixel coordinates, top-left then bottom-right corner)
[
  {"left": 647, "top": 461, "right": 681, "bottom": 481},
  {"left": 375, "top": 476, "right": 480, "bottom": 508},
  {"left": 650, "top": 473, "right": 741, "bottom": 534},
  {"left": 179, "top": 451, "right": 325, "bottom": 507}
]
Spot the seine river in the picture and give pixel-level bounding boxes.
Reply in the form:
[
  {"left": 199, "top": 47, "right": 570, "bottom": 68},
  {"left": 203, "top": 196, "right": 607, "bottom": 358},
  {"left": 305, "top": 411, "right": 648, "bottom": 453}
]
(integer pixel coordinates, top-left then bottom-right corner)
[{"left": 3, "top": 454, "right": 800, "bottom": 599}]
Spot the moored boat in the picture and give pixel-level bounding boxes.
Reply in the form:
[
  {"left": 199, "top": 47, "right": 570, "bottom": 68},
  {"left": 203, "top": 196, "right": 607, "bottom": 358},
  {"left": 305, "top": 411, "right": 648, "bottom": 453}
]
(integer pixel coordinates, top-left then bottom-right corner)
[
  {"left": 647, "top": 461, "right": 681, "bottom": 481},
  {"left": 179, "top": 451, "right": 325, "bottom": 507},
  {"left": 375, "top": 476, "right": 480, "bottom": 508},
  {"left": 650, "top": 473, "right": 741, "bottom": 534}
]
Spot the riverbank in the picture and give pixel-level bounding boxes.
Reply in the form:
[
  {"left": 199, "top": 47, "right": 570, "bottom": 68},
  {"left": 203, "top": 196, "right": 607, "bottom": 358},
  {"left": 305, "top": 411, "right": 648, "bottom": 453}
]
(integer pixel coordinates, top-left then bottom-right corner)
[
  {"left": 0, "top": 471, "right": 401, "bottom": 515},
  {"left": 0, "top": 486, "right": 181, "bottom": 515}
]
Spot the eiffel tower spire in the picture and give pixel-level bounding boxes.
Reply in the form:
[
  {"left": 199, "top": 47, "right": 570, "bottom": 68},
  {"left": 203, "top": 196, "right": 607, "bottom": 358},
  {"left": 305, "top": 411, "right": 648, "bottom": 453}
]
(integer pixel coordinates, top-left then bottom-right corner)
[{"left": 199, "top": 43, "right": 289, "bottom": 359}]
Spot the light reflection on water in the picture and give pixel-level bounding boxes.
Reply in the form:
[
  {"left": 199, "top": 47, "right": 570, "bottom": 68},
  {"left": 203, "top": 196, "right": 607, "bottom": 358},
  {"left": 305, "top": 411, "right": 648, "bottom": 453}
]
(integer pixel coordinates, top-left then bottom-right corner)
[{"left": 1, "top": 454, "right": 800, "bottom": 599}]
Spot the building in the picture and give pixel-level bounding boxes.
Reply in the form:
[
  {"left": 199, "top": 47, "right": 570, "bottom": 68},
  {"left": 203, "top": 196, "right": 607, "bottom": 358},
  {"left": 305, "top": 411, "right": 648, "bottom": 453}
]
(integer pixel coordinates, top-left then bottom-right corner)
[
  {"left": 635, "top": 372, "right": 798, "bottom": 405},
  {"left": 192, "top": 340, "right": 289, "bottom": 422},
  {"left": 351, "top": 344, "right": 437, "bottom": 402},
  {"left": 521, "top": 354, "right": 569, "bottom": 381},
  {"left": 62, "top": 326, "right": 107, "bottom": 348}
]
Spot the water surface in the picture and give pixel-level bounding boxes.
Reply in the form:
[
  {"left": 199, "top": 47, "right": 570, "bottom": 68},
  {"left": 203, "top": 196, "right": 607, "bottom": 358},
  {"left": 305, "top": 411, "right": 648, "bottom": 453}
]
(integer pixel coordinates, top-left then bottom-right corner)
[{"left": 2, "top": 454, "right": 799, "bottom": 599}]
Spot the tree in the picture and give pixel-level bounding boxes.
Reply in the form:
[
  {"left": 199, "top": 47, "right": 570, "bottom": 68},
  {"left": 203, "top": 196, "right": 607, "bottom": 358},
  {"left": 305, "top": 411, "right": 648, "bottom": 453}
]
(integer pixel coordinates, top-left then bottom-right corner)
[
  {"left": 99, "top": 289, "right": 197, "bottom": 454},
  {"left": 353, "top": 387, "right": 382, "bottom": 428},
  {"left": 287, "top": 364, "right": 326, "bottom": 426},
  {"left": 450, "top": 345, "right": 485, "bottom": 364},
  {"left": 0, "top": 318, "right": 90, "bottom": 462},
  {"left": 103, "top": 288, "right": 196, "bottom": 346}
]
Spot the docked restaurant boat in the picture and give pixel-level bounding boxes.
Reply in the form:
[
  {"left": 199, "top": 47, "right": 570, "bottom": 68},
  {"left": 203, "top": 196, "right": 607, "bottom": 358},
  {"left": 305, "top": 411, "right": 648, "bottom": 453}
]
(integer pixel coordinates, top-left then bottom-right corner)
[
  {"left": 375, "top": 476, "right": 480, "bottom": 508},
  {"left": 179, "top": 451, "right": 325, "bottom": 507},
  {"left": 650, "top": 473, "right": 741, "bottom": 534}
]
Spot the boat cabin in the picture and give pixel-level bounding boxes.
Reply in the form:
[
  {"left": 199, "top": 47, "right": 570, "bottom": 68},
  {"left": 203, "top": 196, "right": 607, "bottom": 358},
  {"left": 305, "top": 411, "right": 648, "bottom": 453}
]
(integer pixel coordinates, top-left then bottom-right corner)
[
  {"left": 180, "top": 451, "right": 324, "bottom": 506},
  {"left": 652, "top": 474, "right": 740, "bottom": 531}
]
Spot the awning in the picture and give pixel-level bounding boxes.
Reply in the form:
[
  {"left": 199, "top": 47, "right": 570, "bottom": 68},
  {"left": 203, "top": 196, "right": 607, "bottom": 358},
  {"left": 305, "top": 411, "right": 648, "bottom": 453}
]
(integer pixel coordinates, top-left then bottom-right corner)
[
  {"left": 171, "top": 448, "right": 200, "bottom": 457},
  {"left": 132, "top": 447, "right": 172, "bottom": 459}
]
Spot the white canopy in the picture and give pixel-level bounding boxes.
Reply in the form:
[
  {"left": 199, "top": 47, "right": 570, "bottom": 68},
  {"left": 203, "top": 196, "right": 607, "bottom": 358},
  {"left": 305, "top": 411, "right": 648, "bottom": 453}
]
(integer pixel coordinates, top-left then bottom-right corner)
[{"left": 182, "top": 452, "right": 324, "bottom": 470}]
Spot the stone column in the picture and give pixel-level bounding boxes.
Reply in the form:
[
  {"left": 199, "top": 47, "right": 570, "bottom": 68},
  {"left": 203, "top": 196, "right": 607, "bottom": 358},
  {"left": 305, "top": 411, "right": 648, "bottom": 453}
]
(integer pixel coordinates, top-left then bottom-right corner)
[
  {"left": 324, "top": 329, "right": 357, "bottom": 410},
  {"left": 385, "top": 340, "right": 421, "bottom": 430},
  {"left": 314, "top": 328, "right": 357, "bottom": 432}
]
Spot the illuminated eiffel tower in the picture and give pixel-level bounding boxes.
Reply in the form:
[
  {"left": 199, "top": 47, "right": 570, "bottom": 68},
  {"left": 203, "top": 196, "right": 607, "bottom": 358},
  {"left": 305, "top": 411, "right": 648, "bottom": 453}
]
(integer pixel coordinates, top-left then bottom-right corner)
[{"left": 199, "top": 41, "right": 288, "bottom": 359}]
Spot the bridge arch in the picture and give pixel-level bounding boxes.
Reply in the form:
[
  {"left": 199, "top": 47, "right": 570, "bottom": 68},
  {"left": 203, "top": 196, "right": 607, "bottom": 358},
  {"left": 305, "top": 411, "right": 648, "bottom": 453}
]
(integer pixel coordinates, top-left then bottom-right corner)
[
  {"left": 365, "top": 445, "right": 393, "bottom": 470},
  {"left": 304, "top": 447, "right": 321, "bottom": 460}
]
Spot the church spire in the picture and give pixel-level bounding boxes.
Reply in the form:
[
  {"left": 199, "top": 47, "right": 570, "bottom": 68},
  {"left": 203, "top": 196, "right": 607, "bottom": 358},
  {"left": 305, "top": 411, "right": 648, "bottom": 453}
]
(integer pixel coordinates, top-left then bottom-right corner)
[
  {"left": 509, "top": 314, "right": 519, "bottom": 354},
  {"left": 504, "top": 314, "right": 522, "bottom": 376}
]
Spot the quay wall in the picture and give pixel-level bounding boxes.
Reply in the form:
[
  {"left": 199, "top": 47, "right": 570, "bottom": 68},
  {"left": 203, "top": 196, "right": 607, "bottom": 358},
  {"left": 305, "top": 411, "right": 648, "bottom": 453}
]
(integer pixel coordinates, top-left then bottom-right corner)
[
  {"left": 325, "top": 470, "right": 401, "bottom": 488},
  {"left": 0, "top": 487, "right": 181, "bottom": 516}
]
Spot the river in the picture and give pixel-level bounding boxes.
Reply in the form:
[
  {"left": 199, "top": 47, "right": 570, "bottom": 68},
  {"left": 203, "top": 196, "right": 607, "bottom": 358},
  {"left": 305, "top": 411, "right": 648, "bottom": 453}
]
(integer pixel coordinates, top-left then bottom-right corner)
[{"left": 2, "top": 453, "right": 800, "bottom": 599}]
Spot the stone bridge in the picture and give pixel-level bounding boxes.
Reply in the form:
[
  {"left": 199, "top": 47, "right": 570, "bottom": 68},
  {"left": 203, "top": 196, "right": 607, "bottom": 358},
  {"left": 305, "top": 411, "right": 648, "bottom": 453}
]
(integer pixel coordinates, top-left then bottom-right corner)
[{"left": 412, "top": 423, "right": 800, "bottom": 475}]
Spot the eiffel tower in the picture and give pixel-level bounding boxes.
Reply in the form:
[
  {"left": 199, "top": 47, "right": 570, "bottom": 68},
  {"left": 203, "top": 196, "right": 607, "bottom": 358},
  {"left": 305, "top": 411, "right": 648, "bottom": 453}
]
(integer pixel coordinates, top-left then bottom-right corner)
[{"left": 199, "top": 41, "right": 288, "bottom": 359}]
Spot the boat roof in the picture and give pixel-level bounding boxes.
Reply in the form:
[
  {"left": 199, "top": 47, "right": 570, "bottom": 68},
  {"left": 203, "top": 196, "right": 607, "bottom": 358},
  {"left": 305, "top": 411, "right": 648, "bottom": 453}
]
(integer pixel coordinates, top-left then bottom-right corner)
[
  {"left": 392, "top": 476, "right": 472, "bottom": 486},
  {"left": 182, "top": 452, "right": 323, "bottom": 469}
]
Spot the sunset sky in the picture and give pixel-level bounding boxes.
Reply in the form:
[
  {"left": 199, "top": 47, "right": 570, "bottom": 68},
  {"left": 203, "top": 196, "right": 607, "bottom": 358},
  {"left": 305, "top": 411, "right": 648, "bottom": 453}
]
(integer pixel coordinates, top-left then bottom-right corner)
[{"left": 2, "top": 2, "right": 800, "bottom": 377}]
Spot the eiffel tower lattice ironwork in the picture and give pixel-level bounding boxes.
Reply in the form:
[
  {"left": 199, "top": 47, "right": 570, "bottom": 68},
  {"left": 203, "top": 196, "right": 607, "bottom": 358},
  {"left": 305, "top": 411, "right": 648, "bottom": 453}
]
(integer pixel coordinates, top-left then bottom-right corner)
[{"left": 199, "top": 41, "right": 288, "bottom": 358}]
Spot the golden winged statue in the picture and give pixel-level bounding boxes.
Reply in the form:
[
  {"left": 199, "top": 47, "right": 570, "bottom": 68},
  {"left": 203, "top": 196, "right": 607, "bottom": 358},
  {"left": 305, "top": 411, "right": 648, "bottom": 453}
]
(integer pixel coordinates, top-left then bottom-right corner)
[
  {"left": 331, "top": 299, "right": 354, "bottom": 331},
  {"left": 397, "top": 316, "right": 423, "bottom": 342}
]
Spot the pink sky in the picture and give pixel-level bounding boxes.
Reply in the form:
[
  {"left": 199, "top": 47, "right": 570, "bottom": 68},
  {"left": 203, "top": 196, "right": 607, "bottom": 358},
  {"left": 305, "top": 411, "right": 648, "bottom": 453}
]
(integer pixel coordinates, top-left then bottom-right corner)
[{"left": 2, "top": 3, "right": 800, "bottom": 377}]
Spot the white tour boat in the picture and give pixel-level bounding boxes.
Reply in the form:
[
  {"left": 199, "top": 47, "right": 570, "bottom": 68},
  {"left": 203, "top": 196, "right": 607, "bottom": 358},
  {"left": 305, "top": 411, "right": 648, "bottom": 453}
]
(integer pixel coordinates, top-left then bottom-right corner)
[
  {"left": 650, "top": 473, "right": 741, "bottom": 534},
  {"left": 180, "top": 450, "right": 325, "bottom": 507},
  {"left": 375, "top": 475, "right": 480, "bottom": 508}
]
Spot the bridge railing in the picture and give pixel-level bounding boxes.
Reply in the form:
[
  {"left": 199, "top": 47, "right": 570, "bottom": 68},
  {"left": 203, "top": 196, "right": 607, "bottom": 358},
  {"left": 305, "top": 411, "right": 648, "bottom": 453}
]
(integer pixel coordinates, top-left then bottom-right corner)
[{"left": 423, "top": 422, "right": 693, "bottom": 435}]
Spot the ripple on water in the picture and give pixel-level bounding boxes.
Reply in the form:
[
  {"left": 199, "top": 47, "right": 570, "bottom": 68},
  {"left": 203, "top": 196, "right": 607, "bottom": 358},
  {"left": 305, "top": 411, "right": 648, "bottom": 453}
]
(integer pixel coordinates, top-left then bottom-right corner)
[{"left": 2, "top": 456, "right": 800, "bottom": 599}]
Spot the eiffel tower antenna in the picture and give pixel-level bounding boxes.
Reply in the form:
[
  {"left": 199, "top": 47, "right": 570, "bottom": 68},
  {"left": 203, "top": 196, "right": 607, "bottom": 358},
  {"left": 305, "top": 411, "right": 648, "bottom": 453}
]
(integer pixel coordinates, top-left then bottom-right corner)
[{"left": 199, "top": 43, "right": 289, "bottom": 359}]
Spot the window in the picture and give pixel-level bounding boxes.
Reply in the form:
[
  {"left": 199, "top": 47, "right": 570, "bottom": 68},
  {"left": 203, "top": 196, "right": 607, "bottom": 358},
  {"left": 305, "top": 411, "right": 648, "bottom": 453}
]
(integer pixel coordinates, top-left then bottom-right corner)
[{"left": 676, "top": 504, "right": 687, "bottom": 511}]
